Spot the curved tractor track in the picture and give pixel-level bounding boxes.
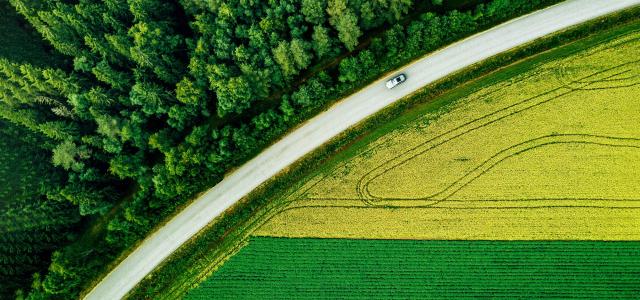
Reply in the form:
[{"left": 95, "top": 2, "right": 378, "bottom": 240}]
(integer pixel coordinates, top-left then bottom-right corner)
[{"left": 356, "top": 60, "right": 640, "bottom": 204}]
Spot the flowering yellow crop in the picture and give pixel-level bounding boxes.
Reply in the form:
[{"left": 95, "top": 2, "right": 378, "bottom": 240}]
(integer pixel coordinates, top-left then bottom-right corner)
[{"left": 255, "top": 27, "right": 640, "bottom": 240}]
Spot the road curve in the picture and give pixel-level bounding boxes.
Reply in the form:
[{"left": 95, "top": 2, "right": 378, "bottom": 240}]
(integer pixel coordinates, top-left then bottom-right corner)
[{"left": 85, "top": 1, "right": 640, "bottom": 299}]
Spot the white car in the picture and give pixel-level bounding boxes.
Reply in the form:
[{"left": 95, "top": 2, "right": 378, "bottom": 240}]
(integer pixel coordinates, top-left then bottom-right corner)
[{"left": 385, "top": 74, "right": 406, "bottom": 89}]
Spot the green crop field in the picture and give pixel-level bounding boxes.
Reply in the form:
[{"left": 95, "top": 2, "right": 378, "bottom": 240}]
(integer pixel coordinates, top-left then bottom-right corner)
[{"left": 187, "top": 238, "right": 640, "bottom": 299}]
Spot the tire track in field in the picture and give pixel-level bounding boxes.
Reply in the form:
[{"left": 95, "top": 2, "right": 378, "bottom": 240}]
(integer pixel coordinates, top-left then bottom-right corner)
[
  {"left": 296, "top": 31, "right": 639, "bottom": 204},
  {"left": 357, "top": 60, "right": 640, "bottom": 205},
  {"left": 372, "top": 134, "right": 640, "bottom": 204},
  {"left": 269, "top": 34, "right": 640, "bottom": 225},
  {"left": 272, "top": 203, "right": 640, "bottom": 215},
  {"left": 307, "top": 134, "right": 640, "bottom": 206},
  {"left": 261, "top": 136, "right": 640, "bottom": 231},
  {"left": 279, "top": 38, "right": 640, "bottom": 210},
  {"left": 553, "top": 32, "right": 640, "bottom": 89}
]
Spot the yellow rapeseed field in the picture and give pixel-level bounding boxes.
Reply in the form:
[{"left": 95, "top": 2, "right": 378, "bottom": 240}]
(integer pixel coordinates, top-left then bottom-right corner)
[{"left": 255, "top": 26, "right": 640, "bottom": 240}]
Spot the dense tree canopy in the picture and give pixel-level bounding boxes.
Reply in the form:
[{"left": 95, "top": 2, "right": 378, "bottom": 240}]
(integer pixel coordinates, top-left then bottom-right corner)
[{"left": 0, "top": 120, "right": 80, "bottom": 299}]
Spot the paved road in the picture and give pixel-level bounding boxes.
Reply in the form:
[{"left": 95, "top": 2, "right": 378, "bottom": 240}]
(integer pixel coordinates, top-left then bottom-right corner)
[{"left": 85, "top": 1, "right": 640, "bottom": 299}]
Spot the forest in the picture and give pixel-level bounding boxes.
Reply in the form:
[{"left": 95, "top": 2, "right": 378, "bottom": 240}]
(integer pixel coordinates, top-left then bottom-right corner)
[{"left": 0, "top": 0, "right": 560, "bottom": 298}]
